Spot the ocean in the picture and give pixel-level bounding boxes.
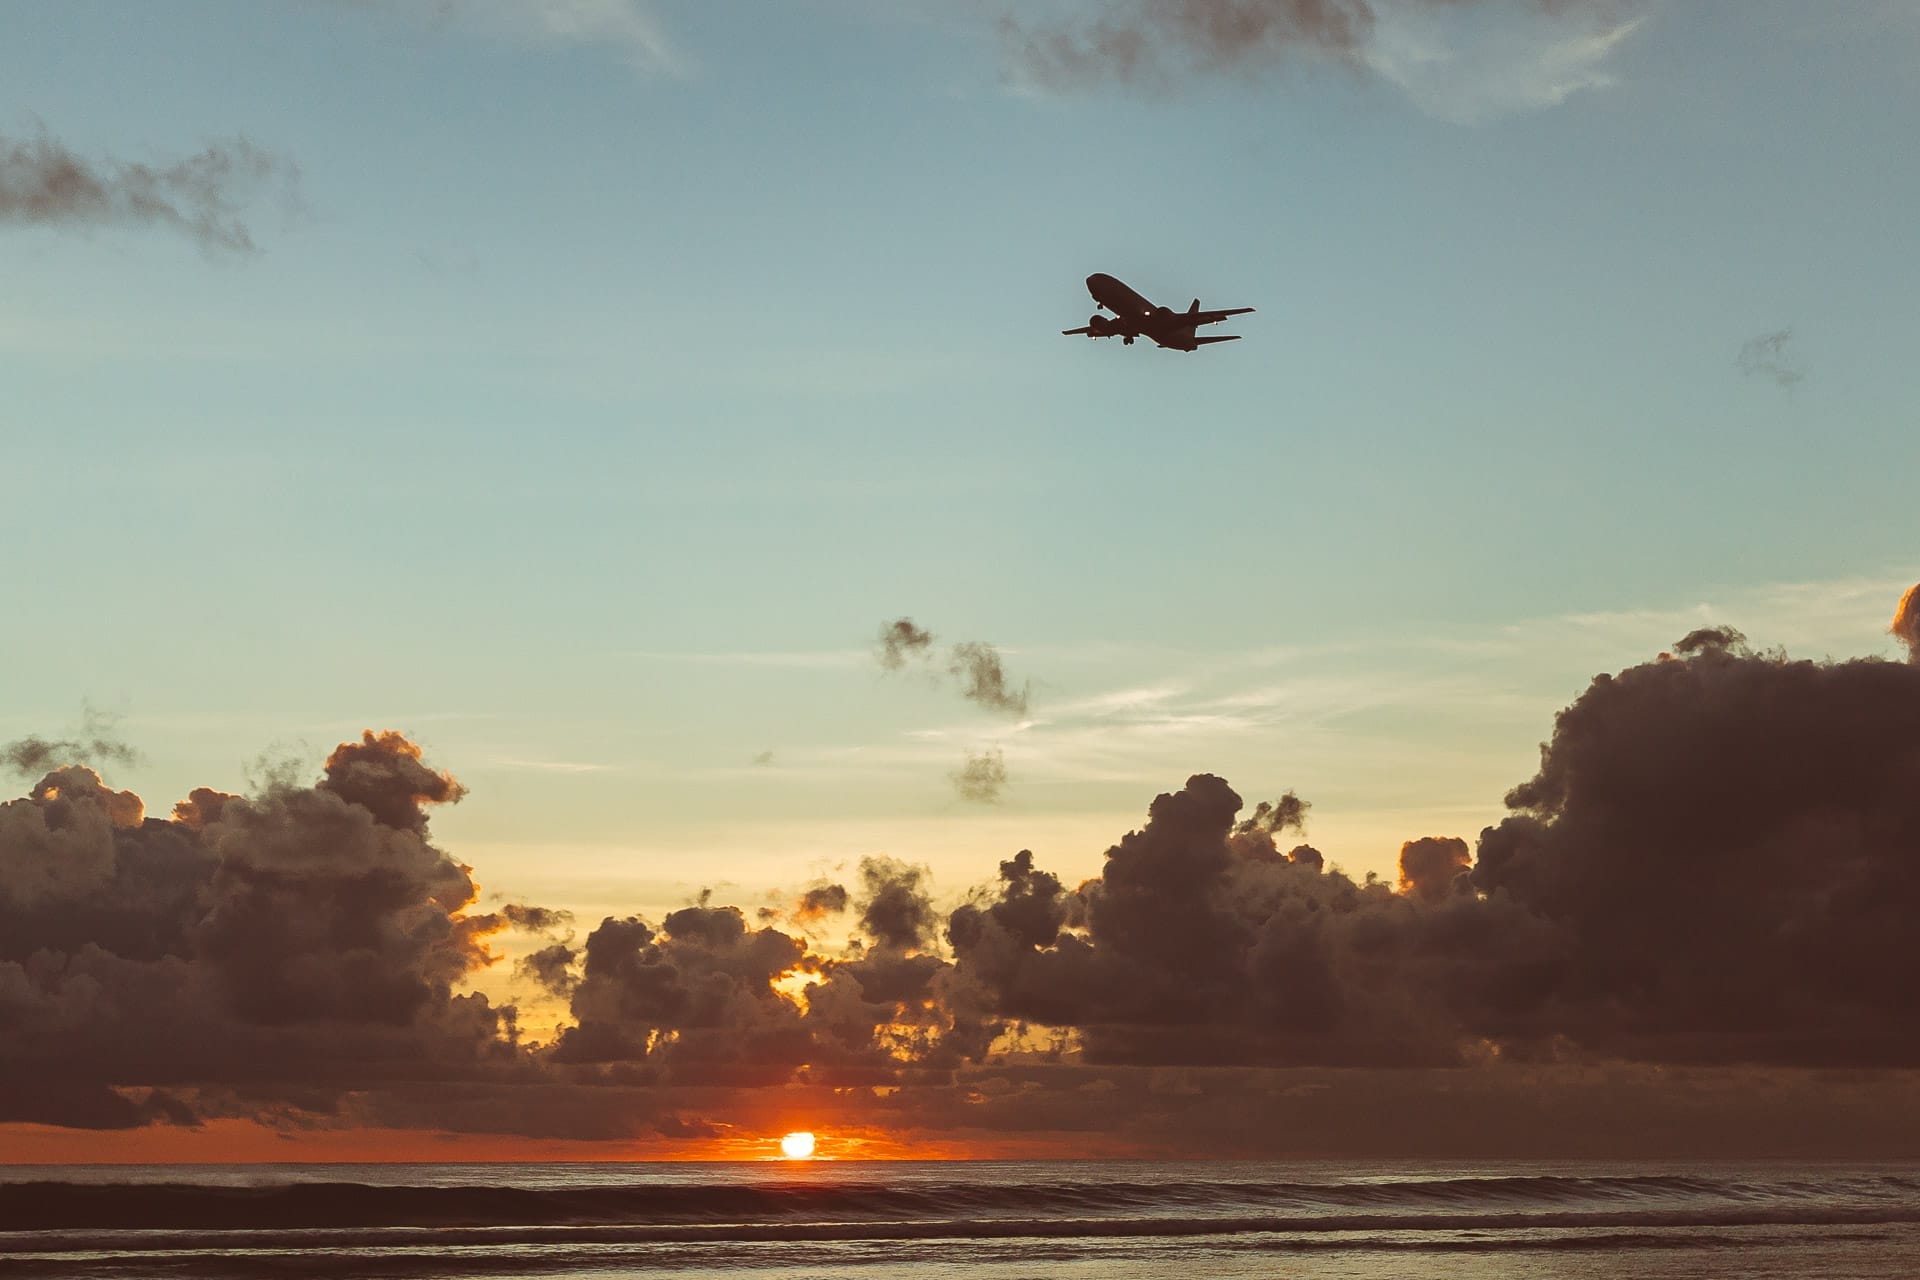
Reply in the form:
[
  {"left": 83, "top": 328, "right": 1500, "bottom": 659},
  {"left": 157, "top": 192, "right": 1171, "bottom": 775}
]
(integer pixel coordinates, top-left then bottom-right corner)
[{"left": 1, "top": 1161, "right": 1916, "bottom": 1278}]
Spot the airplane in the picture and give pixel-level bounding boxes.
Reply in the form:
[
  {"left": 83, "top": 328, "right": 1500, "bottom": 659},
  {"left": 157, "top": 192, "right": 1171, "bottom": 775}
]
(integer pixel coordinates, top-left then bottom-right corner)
[{"left": 1061, "top": 273, "right": 1254, "bottom": 351}]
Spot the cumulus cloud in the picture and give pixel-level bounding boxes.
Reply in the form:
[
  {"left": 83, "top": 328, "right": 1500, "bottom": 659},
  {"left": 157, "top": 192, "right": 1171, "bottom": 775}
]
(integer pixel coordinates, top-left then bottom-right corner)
[
  {"left": 857, "top": 857, "right": 939, "bottom": 952},
  {"left": 947, "top": 773, "right": 1518, "bottom": 1067},
  {"left": 14, "top": 593, "right": 1920, "bottom": 1152},
  {"left": 0, "top": 731, "right": 513, "bottom": 1129},
  {"left": 0, "top": 126, "right": 296, "bottom": 252},
  {"left": 1396, "top": 836, "right": 1471, "bottom": 903},
  {"left": 1475, "top": 631, "right": 1920, "bottom": 1065},
  {"left": 1737, "top": 329, "right": 1806, "bottom": 389}
]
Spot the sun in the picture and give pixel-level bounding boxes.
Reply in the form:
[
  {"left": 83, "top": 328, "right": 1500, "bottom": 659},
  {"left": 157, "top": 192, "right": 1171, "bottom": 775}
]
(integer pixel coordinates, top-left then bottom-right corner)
[{"left": 779, "top": 1131, "right": 816, "bottom": 1160}]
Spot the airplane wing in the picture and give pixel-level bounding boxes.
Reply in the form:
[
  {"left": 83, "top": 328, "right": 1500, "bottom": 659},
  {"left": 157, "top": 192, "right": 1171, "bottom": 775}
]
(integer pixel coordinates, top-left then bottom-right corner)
[
  {"left": 1061, "top": 325, "right": 1095, "bottom": 336},
  {"left": 1193, "top": 334, "right": 1241, "bottom": 346},
  {"left": 1192, "top": 307, "right": 1255, "bottom": 327}
]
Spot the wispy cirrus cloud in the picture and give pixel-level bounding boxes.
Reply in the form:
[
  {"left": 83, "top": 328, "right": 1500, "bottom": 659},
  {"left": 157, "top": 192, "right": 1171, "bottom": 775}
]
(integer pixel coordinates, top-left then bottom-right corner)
[
  {"left": 1365, "top": 6, "right": 1648, "bottom": 124},
  {"left": 346, "top": 0, "right": 684, "bottom": 74},
  {"left": 996, "top": 0, "right": 1650, "bottom": 123}
]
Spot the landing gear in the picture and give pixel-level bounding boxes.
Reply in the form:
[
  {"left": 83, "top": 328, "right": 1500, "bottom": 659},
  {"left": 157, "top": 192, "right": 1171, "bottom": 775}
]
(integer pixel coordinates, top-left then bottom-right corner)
[{"left": 1123, "top": 336, "right": 1135, "bottom": 345}]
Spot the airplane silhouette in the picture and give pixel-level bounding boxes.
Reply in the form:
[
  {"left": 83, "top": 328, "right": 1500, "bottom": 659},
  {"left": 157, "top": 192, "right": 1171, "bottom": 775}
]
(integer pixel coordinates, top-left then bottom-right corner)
[{"left": 1062, "top": 273, "right": 1254, "bottom": 351}]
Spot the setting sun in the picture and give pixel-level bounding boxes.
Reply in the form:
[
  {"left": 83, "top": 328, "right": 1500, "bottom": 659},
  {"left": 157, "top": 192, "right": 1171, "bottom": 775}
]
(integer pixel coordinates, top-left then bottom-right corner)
[{"left": 779, "top": 1131, "right": 816, "bottom": 1160}]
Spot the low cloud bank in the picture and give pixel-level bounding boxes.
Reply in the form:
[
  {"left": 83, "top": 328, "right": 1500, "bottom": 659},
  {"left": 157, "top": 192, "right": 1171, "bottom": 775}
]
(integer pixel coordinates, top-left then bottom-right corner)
[{"left": 9, "top": 588, "right": 1920, "bottom": 1149}]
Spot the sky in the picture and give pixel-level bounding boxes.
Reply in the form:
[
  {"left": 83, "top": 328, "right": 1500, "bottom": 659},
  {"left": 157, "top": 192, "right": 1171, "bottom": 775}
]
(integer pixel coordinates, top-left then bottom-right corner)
[{"left": 3, "top": 0, "right": 1919, "bottom": 1161}]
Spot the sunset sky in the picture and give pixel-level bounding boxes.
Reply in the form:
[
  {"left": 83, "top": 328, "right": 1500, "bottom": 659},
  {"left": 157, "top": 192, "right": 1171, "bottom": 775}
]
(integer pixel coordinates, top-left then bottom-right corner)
[{"left": 4, "top": 1, "right": 1919, "bottom": 1161}]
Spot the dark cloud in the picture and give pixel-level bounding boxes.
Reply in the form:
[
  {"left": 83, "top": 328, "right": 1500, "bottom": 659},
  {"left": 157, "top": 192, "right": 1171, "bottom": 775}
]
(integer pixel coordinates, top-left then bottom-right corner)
[
  {"left": 875, "top": 618, "right": 1032, "bottom": 717},
  {"left": 1672, "top": 623, "right": 1749, "bottom": 657},
  {"left": 857, "top": 857, "right": 938, "bottom": 952},
  {"left": 318, "top": 729, "right": 467, "bottom": 834},
  {"left": 951, "top": 748, "right": 1009, "bottom": 804},
  {"left": 947, "top": 643, "right": 1030, "bottom": 717},
  {"left": 500, "top": 903, "right": 572, "bottom": 934},
  {"left": 794, "top": 882, "right": 850, "bottom": 923},
  {"left": 1396, "top": 836, "right": 1471, "bottom": 904},
  {"left": 1737, "top": 329, "right": 1805, "bottom": 389},
  {"left": 876, "top": 618, "right": 1033, "bottom": 798},
  {"left": 751, "top": 749, "right": 775, "bottom": 767},
  {"left": 550, "top": 908, "right": 813, "bottom": 1084},
  {"left": 1475, "top": 633, "right": 1920, "bottom": 1065},
  {"left": 877, "top": 618, "right": 936, "bottom": 670},
  {"left": 946, "top": 773, "right": 1535, "bottom": 1068},
  {"left": 998, "top": 0, "right": 1631, "bottom": 89},
  {"left": 516, "top": 942, "right": 579, "bottom": 998},
  {"left": 0, "top": 126, "right": 295, "bottom": 252},
  {"left": 0, "top": 733, "right": 517, "bottom": 1134},
  {"left": 1893, "top": 583, "right": 1920, "bottom": 663},
  {"left": 654, "top": 1113, "right": 725, "bottom": 1140},
  {"left": 15, "top": 595, "right": 1920, "bottom": 1152},
  {"left": 2, "top": 709, "right": 140, "bottom": 779}
]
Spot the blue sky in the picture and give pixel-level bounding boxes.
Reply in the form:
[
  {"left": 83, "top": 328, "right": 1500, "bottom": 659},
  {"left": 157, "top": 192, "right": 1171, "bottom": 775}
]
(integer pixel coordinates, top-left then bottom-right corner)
[{"left": 4, "top": 0, "right": 1915, "bottom": 931}]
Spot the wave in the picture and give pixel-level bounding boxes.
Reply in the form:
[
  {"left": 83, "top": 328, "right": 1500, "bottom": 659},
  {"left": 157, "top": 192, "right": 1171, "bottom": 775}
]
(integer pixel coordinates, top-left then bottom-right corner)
[
  {"left": 3, "top": 1179, "right": 1918, "bottom": 1240},
  {"left": 9, "top": 1207, "right": 1920, "bottom": 1249},
  {"left": 0, "top": 1225, "right": 1914, "bottom": 1280}
]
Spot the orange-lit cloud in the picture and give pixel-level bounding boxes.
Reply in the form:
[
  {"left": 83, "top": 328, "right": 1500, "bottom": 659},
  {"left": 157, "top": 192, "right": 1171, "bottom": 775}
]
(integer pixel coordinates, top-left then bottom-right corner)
[{"left": 1893, "top": 582, "right": 1920, "bottom": 662}]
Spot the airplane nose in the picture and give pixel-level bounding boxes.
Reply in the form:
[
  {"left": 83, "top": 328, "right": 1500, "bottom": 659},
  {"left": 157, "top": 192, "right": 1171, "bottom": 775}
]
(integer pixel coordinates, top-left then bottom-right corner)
[{"left": 1085, "top": 274, "right": 1108, "bottom": 290}]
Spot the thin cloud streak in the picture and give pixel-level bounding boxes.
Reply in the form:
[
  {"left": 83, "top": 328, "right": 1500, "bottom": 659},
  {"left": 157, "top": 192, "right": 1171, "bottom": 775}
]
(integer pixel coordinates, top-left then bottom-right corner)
[{"left": 345, "top": 0, "right": 685, "bottom": 75}]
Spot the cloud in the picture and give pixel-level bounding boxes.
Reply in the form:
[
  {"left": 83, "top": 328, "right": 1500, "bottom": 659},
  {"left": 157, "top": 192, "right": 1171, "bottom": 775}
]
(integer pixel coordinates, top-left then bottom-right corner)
[
  {"left": 1475, "top": 631, "right": 1920, "bottom": 1065},
  {"left": 997, "top": 0, "right": 1646, "bottom": 121},
  {"left": 857, "top": 857, "right": 939, "bottom": 952},
  {"left": 1366, "top": 6, "right": 1647, "bottom": 125},
  {"left": 13, "top": 591, "right": 1920, "bottom": 1151},
  {"left": 951, "top": 748, "right": 1010, "bottom": 804},
  {"left": 794, "top": 882, "right": 851, "bottom": 923},
  {"left": 876, "top": 618, "right": 1032, "bottom": 717},
  {"left": 949, "top": 593, "right": 1920, "bottom": 1071},
  {"left": 0, "top": 126, "right": 296, "bottom": 252},
  {"left": 0, "top": 732, "right": 516, "bottom": 1130},
  {"left": 1396, "top": 835, "right": 1471, "bottom": 902},
  {"left": 1894, "top": 584, "right": 1920, "bottom": 662},
  {"left": 2, "top": 709, "right": 139, "bottom": 779},
  {"left": 1737, "top": 329, "right": 1806, "bottom": 389},
  {"left": 877, "top": 618, "right": 936, "bottom": 671},
  {"left": 948, "top": 643, "right": 1031, "bottom": 717},
  {"left": 342, "top": 0, "right": 681, "bottom": 74}
]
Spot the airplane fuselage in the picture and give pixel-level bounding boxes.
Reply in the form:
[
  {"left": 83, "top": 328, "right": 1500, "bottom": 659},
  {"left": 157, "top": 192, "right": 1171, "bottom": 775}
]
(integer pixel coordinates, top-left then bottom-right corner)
[
  {"left": 1066, "top": 273, "right": 1252, "bottom": 352},
  {"left": 1087, "top": 272, "right": 1155, "bottom": 321}
]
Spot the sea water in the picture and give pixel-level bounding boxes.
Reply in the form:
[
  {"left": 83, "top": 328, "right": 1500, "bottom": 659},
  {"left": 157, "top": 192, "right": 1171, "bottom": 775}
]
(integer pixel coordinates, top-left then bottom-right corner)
[{"left": 2, "top": 1160, "right": 1916, "bottom": 1278}]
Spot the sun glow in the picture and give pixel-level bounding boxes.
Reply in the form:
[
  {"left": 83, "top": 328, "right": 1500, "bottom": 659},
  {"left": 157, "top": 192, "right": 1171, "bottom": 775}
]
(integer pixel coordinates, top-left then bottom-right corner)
[{"left": 779, "top": 1131, "right": 816, "bottom": 1159}]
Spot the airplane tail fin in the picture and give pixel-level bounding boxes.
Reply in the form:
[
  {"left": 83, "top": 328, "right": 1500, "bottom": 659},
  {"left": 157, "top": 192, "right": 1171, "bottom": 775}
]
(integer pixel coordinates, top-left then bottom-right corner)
[{"left": 1189, "top": 298, "right": 1200, "bottom": 315}]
